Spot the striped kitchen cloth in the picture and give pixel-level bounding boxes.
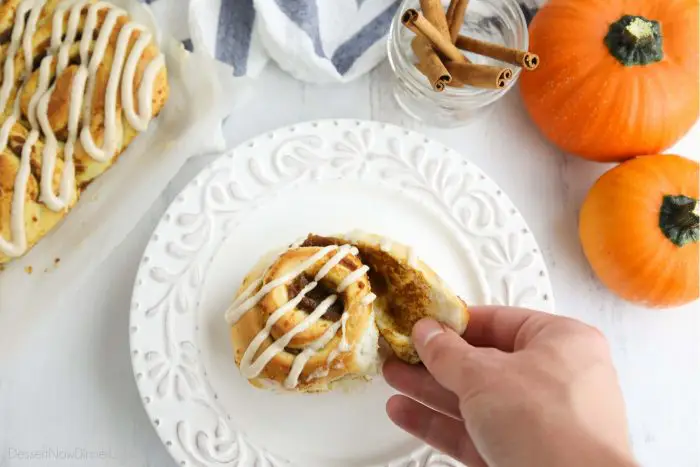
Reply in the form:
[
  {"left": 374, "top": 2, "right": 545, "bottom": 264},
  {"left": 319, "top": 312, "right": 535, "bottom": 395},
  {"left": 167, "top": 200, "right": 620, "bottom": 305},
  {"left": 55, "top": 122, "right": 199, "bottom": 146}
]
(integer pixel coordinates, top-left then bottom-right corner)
[{"left": 145, "top": 0, "right": 540, "bottom": 83}]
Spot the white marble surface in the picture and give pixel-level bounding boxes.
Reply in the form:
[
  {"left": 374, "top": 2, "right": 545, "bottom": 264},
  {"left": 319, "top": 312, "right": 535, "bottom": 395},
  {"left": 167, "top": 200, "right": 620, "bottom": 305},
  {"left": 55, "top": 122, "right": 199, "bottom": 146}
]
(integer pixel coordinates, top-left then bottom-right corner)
[{"left": 1, "top": 62, "right": 699, "bottom": 467}]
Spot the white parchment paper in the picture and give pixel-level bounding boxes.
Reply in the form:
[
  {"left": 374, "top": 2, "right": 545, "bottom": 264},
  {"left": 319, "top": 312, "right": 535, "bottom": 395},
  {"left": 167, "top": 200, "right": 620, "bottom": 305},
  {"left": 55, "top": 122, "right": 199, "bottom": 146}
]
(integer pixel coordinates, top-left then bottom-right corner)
[{"left": 0, "top": 0, "right": 249, "bottom": 359}]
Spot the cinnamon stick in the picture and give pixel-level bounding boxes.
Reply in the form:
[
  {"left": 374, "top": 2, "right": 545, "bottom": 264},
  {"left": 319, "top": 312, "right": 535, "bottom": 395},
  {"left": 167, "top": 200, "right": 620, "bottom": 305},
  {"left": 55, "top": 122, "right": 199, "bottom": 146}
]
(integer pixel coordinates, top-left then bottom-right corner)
[
  {"left": 450, "top": 76, "right": 508, "bottom": 89},
  {"left": 446, "top": 0, "right": 469, "bottom": 43},
  {"left": 455, "top": 35, "right": 540, "bottom": 70},
  {"left": 419, "top": 0, "right": 450, "bottom": 39},
  {"left": 402, "top": 9, "right": 468, "bottom": 64},
  {"left": 411, "top": 37, "right": 451, "bottom": 92},
  {"left": 445, "top": 62, "right": 512, "bottom": 89}
]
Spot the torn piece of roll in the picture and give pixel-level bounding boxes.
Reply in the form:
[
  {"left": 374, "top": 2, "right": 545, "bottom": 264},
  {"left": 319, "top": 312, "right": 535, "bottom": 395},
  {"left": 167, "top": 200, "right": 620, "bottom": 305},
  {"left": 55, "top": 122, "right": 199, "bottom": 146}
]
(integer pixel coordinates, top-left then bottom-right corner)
[{"left": 301, "top": 232, "right": 470, "bottom": 365}]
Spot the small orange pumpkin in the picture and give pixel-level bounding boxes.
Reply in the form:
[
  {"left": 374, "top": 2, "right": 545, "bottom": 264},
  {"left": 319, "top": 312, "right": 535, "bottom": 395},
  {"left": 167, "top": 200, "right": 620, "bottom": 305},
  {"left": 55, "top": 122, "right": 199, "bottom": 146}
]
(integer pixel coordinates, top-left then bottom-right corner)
[
  {"left": 579, "top": 155, "right": 699, "bottom": 308},
  {"left": 520, "top": 0, "right": 699, "bottom": 162}
]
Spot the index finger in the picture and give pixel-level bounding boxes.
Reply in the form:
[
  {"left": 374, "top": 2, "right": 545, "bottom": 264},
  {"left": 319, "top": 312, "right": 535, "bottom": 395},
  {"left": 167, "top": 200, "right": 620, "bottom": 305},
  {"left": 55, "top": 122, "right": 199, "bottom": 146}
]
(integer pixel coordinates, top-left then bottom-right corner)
[{"left": 463, "top": 305, "right": 559, "bottom": 352}]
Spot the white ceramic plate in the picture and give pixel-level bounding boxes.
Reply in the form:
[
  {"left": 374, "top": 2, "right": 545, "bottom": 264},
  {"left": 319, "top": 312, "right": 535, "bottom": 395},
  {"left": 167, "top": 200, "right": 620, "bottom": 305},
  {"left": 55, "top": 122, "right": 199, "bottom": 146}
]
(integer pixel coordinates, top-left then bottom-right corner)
[{"left": 129, "top": 119, "right": 554, "bottom": 467}]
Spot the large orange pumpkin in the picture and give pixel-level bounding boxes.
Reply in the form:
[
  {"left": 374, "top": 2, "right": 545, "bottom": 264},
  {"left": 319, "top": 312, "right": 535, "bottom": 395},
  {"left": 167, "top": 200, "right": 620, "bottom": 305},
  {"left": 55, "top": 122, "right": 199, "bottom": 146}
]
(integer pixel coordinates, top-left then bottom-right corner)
[
  {"left": 520, "top": 0, "right": 699, "bottom": 162},
  {"left": 579, "top": 155, "right": 699, "bottom": 308}
]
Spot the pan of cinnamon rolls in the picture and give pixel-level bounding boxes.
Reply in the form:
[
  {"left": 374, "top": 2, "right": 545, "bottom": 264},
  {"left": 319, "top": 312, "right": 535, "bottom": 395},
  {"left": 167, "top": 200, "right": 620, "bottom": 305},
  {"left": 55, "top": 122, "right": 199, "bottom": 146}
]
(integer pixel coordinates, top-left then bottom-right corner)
[
  {"left": 225, "top": 231, "right": 470, "bottom": 393},
  {"left": 0, "top": 0, "right": 168, "bottom": 264}
]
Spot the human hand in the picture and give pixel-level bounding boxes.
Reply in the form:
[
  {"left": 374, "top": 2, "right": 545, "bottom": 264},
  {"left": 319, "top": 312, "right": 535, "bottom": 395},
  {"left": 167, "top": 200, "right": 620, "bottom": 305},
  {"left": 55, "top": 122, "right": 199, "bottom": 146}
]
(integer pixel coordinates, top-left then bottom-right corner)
[{"left": 383, "top": 306, "right": 636, "bottom": 467}]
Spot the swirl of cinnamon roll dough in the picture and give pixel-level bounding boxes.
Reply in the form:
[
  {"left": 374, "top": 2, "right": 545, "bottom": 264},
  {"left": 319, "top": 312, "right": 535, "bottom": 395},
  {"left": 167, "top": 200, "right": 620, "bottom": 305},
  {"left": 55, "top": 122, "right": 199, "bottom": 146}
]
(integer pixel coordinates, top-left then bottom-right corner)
[{"left": 225, "top": 243, "right": 380, "bottom": 392}]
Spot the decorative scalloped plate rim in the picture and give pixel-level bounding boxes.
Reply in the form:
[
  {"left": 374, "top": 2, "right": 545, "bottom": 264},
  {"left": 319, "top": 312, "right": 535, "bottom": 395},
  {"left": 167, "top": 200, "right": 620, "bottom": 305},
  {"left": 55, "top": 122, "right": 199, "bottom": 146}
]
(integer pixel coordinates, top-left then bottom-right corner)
[{"left": 129, "top": 119, "right": 555, "bottom": 467}]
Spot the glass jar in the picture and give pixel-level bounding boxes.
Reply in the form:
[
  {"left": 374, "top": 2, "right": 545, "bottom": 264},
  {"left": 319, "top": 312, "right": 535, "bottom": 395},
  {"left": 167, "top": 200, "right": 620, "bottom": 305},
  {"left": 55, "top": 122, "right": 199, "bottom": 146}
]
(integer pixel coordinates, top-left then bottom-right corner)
[{"left": 387, "top": 0, "right": 529, "bottom": 127}]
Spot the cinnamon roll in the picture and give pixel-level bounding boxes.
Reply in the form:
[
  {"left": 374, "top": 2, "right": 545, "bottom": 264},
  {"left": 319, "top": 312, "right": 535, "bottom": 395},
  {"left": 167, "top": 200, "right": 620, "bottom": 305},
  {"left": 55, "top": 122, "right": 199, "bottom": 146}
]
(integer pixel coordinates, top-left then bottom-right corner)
[
  {"left": 225, "top": 232, "right": 470, "bottom": 392},
  {"left": 225, "top": 243, "right": 380, "bottom": 392},
  {"left": 0, "top": 0, "right": 168, "bottom": 264}
]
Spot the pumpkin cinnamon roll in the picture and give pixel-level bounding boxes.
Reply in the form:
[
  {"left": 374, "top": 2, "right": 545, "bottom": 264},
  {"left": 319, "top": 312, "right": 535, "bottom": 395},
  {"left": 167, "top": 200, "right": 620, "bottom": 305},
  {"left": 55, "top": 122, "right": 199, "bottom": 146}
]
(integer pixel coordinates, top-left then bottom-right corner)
[
  {"left": 225, "top": 243, "right": 380, "bottom": 392},
  {"left": 225, "top": 231, "right": 470, "bottom": 392}
]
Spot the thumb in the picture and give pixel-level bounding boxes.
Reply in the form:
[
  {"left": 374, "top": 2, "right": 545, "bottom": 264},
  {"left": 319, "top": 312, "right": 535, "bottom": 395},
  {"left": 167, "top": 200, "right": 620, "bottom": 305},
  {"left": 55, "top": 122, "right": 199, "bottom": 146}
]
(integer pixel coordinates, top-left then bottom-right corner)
[{"left": 413, "top": 318, "right": 492, "bottom": 395}]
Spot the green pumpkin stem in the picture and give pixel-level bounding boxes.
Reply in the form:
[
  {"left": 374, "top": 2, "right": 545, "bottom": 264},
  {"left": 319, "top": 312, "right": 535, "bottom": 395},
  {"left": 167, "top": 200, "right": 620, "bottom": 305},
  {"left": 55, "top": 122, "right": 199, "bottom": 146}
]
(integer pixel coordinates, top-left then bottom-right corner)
[
  {"left": 659, "top": 195, "right": 699, "bottom": 247},
  {"left": 605, "top": 15, "right": 663, "bottom": 66}
]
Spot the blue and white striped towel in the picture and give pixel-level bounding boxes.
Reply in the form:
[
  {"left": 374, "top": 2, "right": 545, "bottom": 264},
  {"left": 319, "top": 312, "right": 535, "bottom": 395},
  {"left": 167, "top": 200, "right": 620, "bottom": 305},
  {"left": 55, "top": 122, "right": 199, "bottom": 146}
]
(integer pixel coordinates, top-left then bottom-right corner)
[{"left": 145, "top": 0, "right": 540, "bottom": 83}]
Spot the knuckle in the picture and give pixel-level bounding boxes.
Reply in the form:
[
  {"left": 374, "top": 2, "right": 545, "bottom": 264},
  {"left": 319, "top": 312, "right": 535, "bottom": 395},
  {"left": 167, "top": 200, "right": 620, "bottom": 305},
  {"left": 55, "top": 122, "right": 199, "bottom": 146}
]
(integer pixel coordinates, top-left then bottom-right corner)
[
  {"left": 562, "top": 320, "right": 610, "bottom": 352},
  {"left": 581, "top": 324, "right": 610, "bottom": 349}
]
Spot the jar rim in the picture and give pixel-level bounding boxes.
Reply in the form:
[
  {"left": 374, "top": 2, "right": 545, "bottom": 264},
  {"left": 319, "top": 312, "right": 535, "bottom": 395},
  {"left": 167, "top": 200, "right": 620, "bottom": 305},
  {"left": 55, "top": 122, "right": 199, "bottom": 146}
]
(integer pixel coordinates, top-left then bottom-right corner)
[{"left": 388, "top": 0, "right": 529, "bottom": 99}]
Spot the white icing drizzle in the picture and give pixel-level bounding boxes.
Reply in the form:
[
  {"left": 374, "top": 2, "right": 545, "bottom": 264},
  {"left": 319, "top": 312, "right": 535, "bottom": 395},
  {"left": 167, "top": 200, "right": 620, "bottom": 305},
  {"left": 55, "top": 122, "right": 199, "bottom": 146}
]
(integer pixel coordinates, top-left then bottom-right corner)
[
  {"left": 55, "top": 0, "right": 88, "bottom": 75},
  {"left": 230, "top": 276, "right": 263, "bottom": 311},
  {"left": 337, "top": 265, "right": 369, "bottom": 293},
  {"left": 314, "top": 244, "right": 357, "bottom": 281},
  {"left": 0, "top": 124, "right": 36, "bottom": 256},
  {"left": 305, "top": 297, "right": 362, "bottom": 384},
  {"left": 27, "top": 56, "right": 53, "bottom": 129},
  {"left": 79, "top": 4, "right": 125, "bottom": 150},
  {"left": 224, "top": 245, "right": 338, "bottom": 324},
  {"left": 122, "top": 35, "right": 164, "bottom": 131},
  {"left": 80, "top": 20, "right": 137, "bottom": 162},
  {"left": 243, "top": 294, "right": 338, "bottom": 381},
  {"left": 0, "top": 119, "right": 15, "bottom": 151},
  {"left": 51, "top": 0, "right": 83, "bottom": 50},
  {"left": 228, "top": 242, "right": 374, "bottom": 389},
  {"left": 239, "top": 280, "right": 319, "bottom": 377},
  {"left": 361, "top": 292, "right": 377, "bottom": 306},
  {"left": 338, "top": 311, "right": 351, "bottom": 351},
  {"left": 304, "top": 345, "right": 338, "bottom": 383},
  {"left": 0, "top": 0, "right": 165, "bottom": 257},
  {"left": 0, "top": 73, "right": 35, "bottom": 256},
  {"left": 0, "top": 0, "right": 34, "bottom": 111},
  {"left": 58, "top": 67, "right": 88, "bottom": 205},
  {"left": 285, "top": 316, "right": 343, "bottom": 388},
  {"left": 37, "top": 65, "right": 88, "bottom": 210},
  {"left": 23, "top": 0, "right": 47, "bottom": 76}
]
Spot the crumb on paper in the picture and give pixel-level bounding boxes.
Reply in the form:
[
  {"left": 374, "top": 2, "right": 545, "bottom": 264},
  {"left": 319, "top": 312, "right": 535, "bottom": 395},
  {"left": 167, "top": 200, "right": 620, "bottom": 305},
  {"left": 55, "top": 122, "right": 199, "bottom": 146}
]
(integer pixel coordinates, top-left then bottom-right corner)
[
  {"left": 25, "top": 266, "right": 33, "bottom": 274},
  {"left": 54, "top": 257, "right": 61, "bottom": 265}
]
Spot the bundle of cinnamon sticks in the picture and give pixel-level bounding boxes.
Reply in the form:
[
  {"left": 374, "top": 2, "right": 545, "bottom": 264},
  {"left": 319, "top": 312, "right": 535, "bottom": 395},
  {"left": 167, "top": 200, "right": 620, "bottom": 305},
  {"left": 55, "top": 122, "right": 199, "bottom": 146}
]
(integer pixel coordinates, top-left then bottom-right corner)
[{"left": 403, "top": 0, "right": 539, "bottom": 91}]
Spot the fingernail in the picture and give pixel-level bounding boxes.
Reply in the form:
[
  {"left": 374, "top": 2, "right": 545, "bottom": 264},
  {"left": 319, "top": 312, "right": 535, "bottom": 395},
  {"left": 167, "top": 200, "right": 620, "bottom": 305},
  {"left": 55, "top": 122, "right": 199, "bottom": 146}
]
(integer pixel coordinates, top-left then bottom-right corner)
[{"left": 413, "top": 319, "right": 444, "bottom": 347}]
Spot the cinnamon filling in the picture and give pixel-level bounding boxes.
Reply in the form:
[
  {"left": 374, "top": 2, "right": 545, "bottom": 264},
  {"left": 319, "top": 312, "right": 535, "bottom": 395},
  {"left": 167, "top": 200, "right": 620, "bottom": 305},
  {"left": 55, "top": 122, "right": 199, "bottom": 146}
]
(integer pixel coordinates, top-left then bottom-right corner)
[
  {"left": 287, "top": 274, "right": 344, "bottom": 321},
  {"left": 0, "top": 28, "right": 12, "bottom": 45},
  {"left": 301, "top": 233, "right": 426, "bottom": 336}
]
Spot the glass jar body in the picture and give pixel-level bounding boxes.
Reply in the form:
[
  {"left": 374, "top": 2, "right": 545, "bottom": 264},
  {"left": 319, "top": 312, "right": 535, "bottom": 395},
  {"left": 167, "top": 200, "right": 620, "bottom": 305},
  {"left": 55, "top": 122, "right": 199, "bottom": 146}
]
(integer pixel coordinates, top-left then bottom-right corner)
[{"left": 387, "top": 0, "right": 529, "bottom": 127}]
